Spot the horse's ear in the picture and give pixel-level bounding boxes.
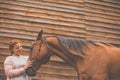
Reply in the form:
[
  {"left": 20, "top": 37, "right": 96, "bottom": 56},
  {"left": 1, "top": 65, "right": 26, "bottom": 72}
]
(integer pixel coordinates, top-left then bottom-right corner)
[{"left": 36, "top": 30, "right": 43, "bottom": 40}]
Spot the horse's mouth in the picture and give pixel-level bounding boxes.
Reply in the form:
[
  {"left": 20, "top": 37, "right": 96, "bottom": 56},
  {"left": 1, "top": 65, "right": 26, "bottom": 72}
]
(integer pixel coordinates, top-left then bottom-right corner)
[{"left": 25, "top": 67, "right": 36, "bottom": 76}]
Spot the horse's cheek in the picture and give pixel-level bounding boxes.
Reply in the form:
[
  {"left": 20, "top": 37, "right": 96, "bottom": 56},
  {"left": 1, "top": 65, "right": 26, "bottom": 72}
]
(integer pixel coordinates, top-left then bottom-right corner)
[{"left": 41, "top": 56, "right": 50, "bottom": 64}]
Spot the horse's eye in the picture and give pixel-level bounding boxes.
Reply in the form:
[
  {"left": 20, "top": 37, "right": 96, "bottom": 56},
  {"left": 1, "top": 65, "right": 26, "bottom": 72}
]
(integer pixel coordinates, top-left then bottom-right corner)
[{"left": 30, "top": 47, "right": 33, "bottom": 54}]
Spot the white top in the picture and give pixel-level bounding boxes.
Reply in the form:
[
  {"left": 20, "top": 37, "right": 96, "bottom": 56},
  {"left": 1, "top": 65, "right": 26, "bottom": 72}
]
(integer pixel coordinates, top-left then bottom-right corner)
[{"left": 4, "top": 55, "right": 30, "bottom": 80}]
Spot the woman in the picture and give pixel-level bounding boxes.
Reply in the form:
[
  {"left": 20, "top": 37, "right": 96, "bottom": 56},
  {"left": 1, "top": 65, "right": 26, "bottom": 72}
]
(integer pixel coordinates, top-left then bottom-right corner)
[{"left": 4, "top": 39, "right": 32, "bottom": 80}]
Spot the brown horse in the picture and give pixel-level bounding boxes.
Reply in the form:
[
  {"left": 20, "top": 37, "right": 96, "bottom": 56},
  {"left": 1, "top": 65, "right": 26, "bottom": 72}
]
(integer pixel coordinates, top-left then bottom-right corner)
[{"left": 26, "top": 31, "right": 120, "bottom": 80}]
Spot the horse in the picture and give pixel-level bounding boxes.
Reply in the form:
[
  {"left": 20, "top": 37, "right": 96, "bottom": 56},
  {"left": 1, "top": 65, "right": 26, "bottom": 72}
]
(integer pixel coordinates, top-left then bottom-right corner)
[{"left": 26, "top": 30, "right": 120, "bottom": 80}]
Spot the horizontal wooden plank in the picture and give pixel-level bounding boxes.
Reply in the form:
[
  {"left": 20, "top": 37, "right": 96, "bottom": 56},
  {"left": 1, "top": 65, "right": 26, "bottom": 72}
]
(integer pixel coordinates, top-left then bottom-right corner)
[
  {"left": 0, "top": 32, "right": 35, "bottom": 40},
  {"left": 0, "top": 28, "right": 85, "bottom": 40},
  {"left": 86, "top": 10, "right": 119, "bottom": 17},
  {"left": 85, "top": 11, "right": 120, "bottom": 21},
  {"left": 85, "top": 15, "right": 120, "bottom": 25},
  {"left": 36, "top": 73, "right": 77, "bottom": 80},
  {"left": 0, "top": 18, "right": 119, "bottom": 40},
  {"left": 0, "top": 1, "right": 85, "bottom": 15},
  {"left": 0, "top": 13, "right": 84, "bottom": 28},
  {"left": 33, "top": 0, "right": 84, "bottom": 7},
  {"left": 0, "top": 49, "right": 10, "bottom": 56},
  {"left": 0, "top": 49, "right": 9, "bottom": 58},
  {"left": 0, "top": 8, "right": 84, "bottom": 24},
  {"left": 20, "top": 0, "right": 84, "bottom": 10},
  {"left": 0, "top": 6, "right": 84, "bottom": 20},
  {"left": 86, "top": 30, "right": 120, "bottom": 39},
  {"left": 84, "top": 7, "right": 120, "bottom": 18},
  {"left": 0, "top": 22, "right": 86, "bottom": 39},
  {"left": 0, "top": 22, "right": 85, "bottom": 35},
  {"left": 67, "top": 0, "right": 84, "bottom": 3},
  {"left": 0, "top": 28, "right": 36, "bottom": 38},
  {"left": 0, "top": 20, "right": 85, "bottom": 33},
  {"left": 84, "top": 3, "right": 120, "bottom": 21},
  {"left": 102, "top": 0, "right": 120, "bottom": 4},
  {"left": 41, "top": 61, "right": 73, "bottom": 69},
  {"left": 86, "top": 25, "right": 120, "bottom": 35},
  {"left": 39, "top": 67, "right": 76, "bottom": 76},
  {"left": 86, "top": 34, "right": 120, "bottom": 44},
  {"left": 85, "top": 0, "right": 120, "bottom": 9},
  {"left": 85, "top": 20, "right": 120, "bottom": 29}
]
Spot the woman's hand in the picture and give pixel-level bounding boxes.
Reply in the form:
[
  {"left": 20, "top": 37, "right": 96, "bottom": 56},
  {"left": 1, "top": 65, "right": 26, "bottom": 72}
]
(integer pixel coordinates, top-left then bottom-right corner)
[{"left": 24, "top": 60, "right": 32, "bottom": 70}]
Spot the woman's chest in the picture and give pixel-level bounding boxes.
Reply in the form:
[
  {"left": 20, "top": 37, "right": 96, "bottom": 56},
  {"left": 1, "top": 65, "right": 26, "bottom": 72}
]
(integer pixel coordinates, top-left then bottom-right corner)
[{"left": 12, "top": 57, "right": 27, "bottom": 68}]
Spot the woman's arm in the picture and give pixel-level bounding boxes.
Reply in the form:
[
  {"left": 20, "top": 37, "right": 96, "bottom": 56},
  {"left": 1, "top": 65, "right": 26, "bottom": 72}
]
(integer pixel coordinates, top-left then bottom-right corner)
[{"left": 4, "top": 57, "right": 25, "bottom": 78}]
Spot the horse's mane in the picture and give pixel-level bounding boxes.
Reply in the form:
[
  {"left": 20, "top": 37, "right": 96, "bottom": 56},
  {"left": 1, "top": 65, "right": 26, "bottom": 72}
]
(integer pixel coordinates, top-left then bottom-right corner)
[
  {"left": 44, "top": 36, "right": 119, "bottom": 57},
  {"left": 56, "top": 36, "right": 98, "bottom": 57}
]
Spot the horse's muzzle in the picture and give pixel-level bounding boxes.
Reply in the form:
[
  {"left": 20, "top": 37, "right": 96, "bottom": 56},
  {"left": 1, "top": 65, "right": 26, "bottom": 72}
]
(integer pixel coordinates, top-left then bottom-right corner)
[{"left": 25, "top": 67, "right": 36, "bottom": 76}]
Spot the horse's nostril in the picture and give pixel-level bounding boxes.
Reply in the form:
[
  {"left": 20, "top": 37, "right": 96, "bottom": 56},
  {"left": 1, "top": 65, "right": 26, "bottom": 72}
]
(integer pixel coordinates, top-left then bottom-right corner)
[{"left": 25, "top": 67, "right": 36, "bottom": 76}]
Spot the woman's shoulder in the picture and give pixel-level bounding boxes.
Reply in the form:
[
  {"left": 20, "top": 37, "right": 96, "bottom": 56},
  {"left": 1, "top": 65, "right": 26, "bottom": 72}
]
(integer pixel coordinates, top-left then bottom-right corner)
[
  {"left": 4, "top": 56, "right": 13, "bottom": 64},
  {"left": 4, "top": 56, "right": 19, "bottom": 62},
  {"left": 5, "top": 56, "right": 13, "bottom": 60}
]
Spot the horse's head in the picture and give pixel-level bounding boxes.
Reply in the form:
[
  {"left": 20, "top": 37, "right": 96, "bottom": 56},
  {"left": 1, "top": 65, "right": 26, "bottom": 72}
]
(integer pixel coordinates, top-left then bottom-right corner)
[{"left": 25, "top": 30, "right": 51, "bottom": 76}]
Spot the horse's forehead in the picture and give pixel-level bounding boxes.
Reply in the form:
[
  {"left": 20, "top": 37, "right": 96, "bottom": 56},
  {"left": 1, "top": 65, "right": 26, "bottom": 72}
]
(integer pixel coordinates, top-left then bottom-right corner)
[{"left": 32, "top": 40, "right": 41, "bottom": 46}]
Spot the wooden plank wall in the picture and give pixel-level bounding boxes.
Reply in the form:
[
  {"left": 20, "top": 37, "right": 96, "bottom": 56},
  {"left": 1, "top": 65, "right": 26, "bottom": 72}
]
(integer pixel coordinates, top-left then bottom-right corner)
[
  {"left": 85, "top": 0, "right": 120, "bottom": 44},
  {"left": 0, "top": 0, "right": 120, "bottom": 80}
]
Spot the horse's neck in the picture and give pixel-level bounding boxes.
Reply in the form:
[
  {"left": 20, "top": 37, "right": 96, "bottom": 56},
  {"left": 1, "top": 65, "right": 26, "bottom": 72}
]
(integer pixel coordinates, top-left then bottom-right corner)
[
  {"left": 46, "top": 37, "right": 77, "bottom": 67},
  {"left": 46, "top": 37, "right": 82, "bottom": 66},
  {"left": 47, "top": 43, "right": 76, "bottom": 67}
]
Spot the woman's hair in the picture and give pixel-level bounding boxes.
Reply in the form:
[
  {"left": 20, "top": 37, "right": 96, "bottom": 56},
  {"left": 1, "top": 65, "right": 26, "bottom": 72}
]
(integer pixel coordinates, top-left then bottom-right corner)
[{"left": 9, "top": 39, "right": 22, "bottom": 55}]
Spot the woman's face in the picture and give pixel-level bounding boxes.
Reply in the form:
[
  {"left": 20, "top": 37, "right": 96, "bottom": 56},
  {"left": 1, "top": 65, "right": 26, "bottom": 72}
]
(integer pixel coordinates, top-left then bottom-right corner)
[{"left": 12, "top": 43, "right": 23, "bottom": 56}]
